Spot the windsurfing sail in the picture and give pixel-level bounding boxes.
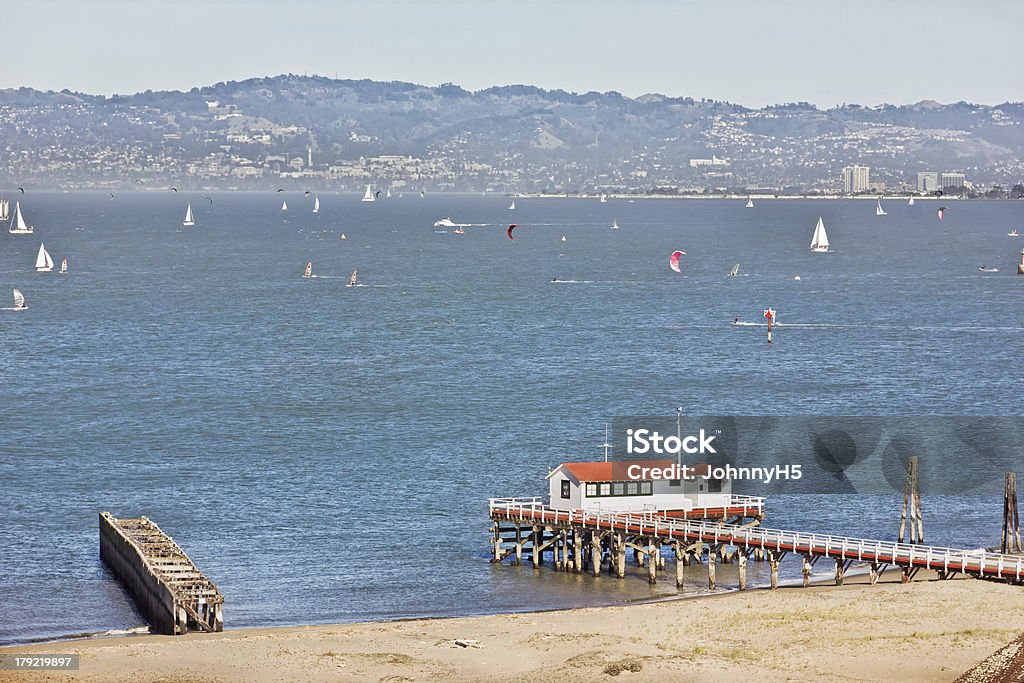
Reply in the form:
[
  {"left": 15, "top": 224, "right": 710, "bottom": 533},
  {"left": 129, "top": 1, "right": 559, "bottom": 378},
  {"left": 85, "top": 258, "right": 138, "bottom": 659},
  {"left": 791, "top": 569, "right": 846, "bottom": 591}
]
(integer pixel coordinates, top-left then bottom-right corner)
[
  {"left": 810, "top": 217, "right": 829, "bottom": 252},
  {"left": 35, "top": 243, "right": 53, "bottom": 272},
  {"left": 362, "top": 185, "right": 375, "bottom": 202},
  {"left": 507, "top": 224, "right": 517, "bottom": 240},
  {"left": 938, "top": 206, "right": 947, "bottom": 221},
  {"left": 876, "top": 198, "right": 887, "bottom": 216},
  {"left": 508, "top": 199, "right": 515, "bottom": 210},
  {"left": 303, "top": 261, "right": 312, "bottom": 278},
  {"left": 313, "top": 195, "right": 320, "bottom": 213},
  {"left": 13, "top": 288, "right": 26, "bottom": 310},
  {"left": 669, "top": 250, "right": 686, "bottom": 273},
  {"left": 59, "top": 257, "right": 68, "bottom": 275},
  {"left": 183, "top": 202, "right": 195, "bottom": 226},
  {"left": 281, "top": 200, "right": 288, "bottom": 211},
  {"left": 348, "top": 269, "right": 358, "bottom": 287},
  {"left": 9, "top": 201, "right": 33, "bottom": 234},
  {"left": 729, "top": 264, "right": 740, "bottom": 277}
]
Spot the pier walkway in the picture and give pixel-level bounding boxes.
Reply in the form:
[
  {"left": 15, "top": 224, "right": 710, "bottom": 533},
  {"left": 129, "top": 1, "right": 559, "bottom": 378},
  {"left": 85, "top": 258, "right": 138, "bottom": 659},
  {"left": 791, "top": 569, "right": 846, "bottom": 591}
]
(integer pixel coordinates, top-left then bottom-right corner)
[
  {"left": 99, "top": 512, "right": 223, "bottom": 635},
  {"left": 489, "top": 497, "right": 1024, "bottom": 587}
]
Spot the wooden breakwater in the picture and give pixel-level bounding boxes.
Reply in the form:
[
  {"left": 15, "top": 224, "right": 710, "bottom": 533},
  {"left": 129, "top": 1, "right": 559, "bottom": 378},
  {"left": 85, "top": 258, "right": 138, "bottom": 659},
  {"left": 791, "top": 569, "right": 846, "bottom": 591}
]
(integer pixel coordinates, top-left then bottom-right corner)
[{"left": 99, "top": 512, "right": 223, "bottom": 635}]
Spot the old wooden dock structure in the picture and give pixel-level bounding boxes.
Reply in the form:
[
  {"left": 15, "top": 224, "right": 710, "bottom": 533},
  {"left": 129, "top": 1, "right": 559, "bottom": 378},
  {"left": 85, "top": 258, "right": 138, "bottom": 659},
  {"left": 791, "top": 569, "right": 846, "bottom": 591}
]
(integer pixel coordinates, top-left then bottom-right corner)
[
  {"left": 99, "top": 512, "right": 223, "bottom": 635},
  {"left": 489, "top": 497, "right": 1024, "bottom": 589}
]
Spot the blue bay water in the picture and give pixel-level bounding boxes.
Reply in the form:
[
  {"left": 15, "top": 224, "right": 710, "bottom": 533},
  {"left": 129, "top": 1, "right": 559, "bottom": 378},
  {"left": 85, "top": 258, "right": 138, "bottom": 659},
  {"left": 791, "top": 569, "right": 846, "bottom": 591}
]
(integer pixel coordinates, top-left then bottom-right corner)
[{"left": 1, "top": 193, "right": 1022, "bottom": 644}]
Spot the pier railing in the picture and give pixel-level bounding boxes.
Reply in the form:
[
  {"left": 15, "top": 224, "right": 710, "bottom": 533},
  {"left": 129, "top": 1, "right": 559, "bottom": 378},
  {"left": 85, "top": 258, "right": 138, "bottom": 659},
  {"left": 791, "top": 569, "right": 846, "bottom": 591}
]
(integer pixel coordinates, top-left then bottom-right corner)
[{"left": 488, "top": 497, "right": 1024, "bottom": 582}]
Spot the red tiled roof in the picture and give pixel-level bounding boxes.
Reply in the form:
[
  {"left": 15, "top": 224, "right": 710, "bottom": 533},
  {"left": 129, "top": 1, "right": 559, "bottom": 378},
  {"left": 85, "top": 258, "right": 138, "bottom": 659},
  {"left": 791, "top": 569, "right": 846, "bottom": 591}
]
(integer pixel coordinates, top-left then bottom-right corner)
[{"left": 548, "top": 460, "right": 713, "bottom": 483}]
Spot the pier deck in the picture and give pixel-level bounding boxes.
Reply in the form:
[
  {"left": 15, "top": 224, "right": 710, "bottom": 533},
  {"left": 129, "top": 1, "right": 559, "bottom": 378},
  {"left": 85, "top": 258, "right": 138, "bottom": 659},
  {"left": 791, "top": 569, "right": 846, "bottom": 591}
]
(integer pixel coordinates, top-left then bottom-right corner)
[
  {"left": 99, "top": 512, "right": 223, "bottom": 635},
  {"left": 489, "top": 497, "right": 1024, "bottom": 586}
]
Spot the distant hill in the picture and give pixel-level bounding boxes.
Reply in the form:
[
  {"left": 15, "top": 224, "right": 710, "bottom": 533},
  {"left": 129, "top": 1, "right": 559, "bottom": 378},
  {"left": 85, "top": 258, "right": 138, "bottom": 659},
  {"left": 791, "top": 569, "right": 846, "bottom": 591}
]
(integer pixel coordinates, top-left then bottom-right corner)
[{"left": 0, "top": 75, "right": 1021, "bottom": 192}]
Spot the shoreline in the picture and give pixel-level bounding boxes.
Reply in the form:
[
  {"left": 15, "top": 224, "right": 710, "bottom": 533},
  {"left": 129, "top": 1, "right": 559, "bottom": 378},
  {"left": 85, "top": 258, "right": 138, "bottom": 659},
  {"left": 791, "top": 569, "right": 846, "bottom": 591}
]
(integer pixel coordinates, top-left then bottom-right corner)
[{"left": 2, "top": 570, "right": 1020, "bottom": 682}]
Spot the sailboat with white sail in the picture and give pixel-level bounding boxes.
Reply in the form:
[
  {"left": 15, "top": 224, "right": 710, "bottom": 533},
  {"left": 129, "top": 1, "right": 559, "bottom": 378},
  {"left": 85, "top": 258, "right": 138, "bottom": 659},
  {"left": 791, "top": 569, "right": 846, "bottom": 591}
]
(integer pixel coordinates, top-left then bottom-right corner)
[
  {"left": 908, "top": 196, "right": 915, "bottom": 206},
  {"left": 810, "top": 217, "right": 830, "bottom": 252},
  {"left": 313, "top": 195, "right": 320, "bottom": 213},
  {"left": 385, "top": 188, "right": 392, "bottom": 199},
  {"left": 508, "top": 199, "right": 515, "bottom": 210},
  {"left": 281, "top": 200, "right": 288, "bottom": 211},
  {"left": 59, "top": 257, "right": 68, "bottom": 275},
  {"left": 729, "top": 264, "right": 740, "bottom": 277},
  {"left": 600, "top": 194, "right": 607, "bottom": 203},
  {"left": 9, "top": 201, "right": 33, "bottom": 234},
  {"left": 746, "top": 197, "right": 754, "bottom": 208},
  {"left": 876, "top": 197, "right": 887, "bottom": 216},
  {"left": 362, "top": 185, "right": 375, "bottom": 202},
  {"left": 12, "top": 288, "right": 26, "bottom": 310},
  {"left": 35, "top": 243, "right": 54, "bottom": 272},
  {"left": 611, "top": 219, "right": 619, "bottom": 230},
  {"left": 183, "top": 202, "right": 195, "bottom": 226}
]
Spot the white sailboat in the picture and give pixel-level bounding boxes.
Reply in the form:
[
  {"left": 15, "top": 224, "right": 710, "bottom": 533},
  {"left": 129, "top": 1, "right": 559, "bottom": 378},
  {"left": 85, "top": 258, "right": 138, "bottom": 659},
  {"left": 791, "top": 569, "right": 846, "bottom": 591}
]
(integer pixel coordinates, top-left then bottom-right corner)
[
  {"left": 908, "top": 196, "right": 915, "bottom": 206},
  {"left": 183, "top": 202, "right": 195, "bottom": 226},
  {"left": 35, "top": 243, "right": 54, "bottom": 272},
  {"left": 281, "top": 200, "right": 288, "bottom": 211},
  {"left": 745, "top": 197, "right": 754, "bottom": 208},
  {"left": 9, "top": 201, "right": 33, "bottom": 234},
  {"left": 303, "top": 261, "right": 312, "bottom": 278},
  {"left": 59, "top": 257, "right": 68, "bottom": 275},
  {"left": 385, "top": 188, "right": 392, "bottom": 199},
  {"left": 876, "top": 197, "right": 887, "bottom": 216},
  {"left": 810, "top": 217, "right": 830, "bottom": 252},
  {"left": 340, "top": 233, "right": 347, "bottom": 240},
  {"left": 0, "top": 197, "right": 8, "bottom": 222},
  {"left": 362, "top": 185, "right": 375, "bottom": 202},
  {"left": 600, "top": 194, "right": 607, "bottom": 203},
  {"left": 508, "top": 199, "right": 515, "bottom": 210},
  {"left": 561, "top": 235, "right": 567, "bottom": 242},
  {"left": 729, "top": 264, "right": 740, "bottom": 277},
  {"left": 611, "top": 219, "right": 619, "bottom": 230},
  {"left": 13, "top": 288, "right": 26, "bottom": 310},
  {"left": 313, "top": 195, "right": 320, "bottom": 213},
  {"left": 347, "top": 269, "right": 358, "bottom": 287}
]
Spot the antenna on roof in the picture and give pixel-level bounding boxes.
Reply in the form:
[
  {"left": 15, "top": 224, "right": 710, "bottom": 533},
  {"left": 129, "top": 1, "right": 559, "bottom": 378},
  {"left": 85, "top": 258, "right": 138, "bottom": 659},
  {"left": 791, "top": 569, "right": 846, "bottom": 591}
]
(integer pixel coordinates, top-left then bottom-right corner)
[
  {"left": 596, "top": 422, "right": 612, "bottom": 462},
  {"left": 676, "top": 406, "right": 683, "bottom": 467}
]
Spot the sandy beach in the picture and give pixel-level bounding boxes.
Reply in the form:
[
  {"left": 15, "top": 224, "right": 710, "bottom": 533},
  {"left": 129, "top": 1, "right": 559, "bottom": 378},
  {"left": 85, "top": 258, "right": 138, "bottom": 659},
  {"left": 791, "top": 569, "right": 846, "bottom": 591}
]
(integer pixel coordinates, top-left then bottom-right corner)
[{"left": 2, "top": 572, "right": 1021, "bottom": 683}]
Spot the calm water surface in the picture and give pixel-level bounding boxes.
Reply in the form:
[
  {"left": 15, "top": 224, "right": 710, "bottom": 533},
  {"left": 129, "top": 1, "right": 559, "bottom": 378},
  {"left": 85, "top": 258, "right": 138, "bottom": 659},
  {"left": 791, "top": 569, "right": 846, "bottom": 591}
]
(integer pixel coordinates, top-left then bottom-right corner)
[{"left": 1, "top": 193, "right": 1022, "bottom": 643}]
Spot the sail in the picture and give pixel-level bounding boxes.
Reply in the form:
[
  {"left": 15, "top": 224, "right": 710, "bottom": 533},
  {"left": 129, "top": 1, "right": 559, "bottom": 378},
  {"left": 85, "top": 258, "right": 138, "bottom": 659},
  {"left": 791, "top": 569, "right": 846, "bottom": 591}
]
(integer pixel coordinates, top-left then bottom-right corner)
[
  {"left": 13, "top": 288, "right": 25, "bottom": 309},
  {"left": 303, "top": 262, "right": 312, "bottom": 278},
  {"left": 611, "top": 219, "right": 619, "bottom": 229},
  {"left": 746, "top": 198, "right": 754, "bottom": 208},
  {"left": 876, "top": 198, "right": 886, "bottom": 216},
  {"left": 36, "top": 243, "right": 53, "bottom": 271},
  {"left": 810, "top": 217, "right": 829, "bottom": 251},
  {"left": 729, "top": 264, "right": 740, "bottom": 276},
  {"left": 600, "top": 194, "right": 607, "bottom": 203},
  {"left": 508, "top": 199, "right": 515, "bottom": 210},
  {"left": 313, "top": 195, "right": 320, "bottom": 213},
  {"left": 385, "top": 189, "right": 392, "bottom": 198},
  {"left": 183, "top": 203, "right": 195, "bottom": 226},
  {"left": 59, "top": 257, "right": 68, "bottom": 274},
  {"left": 10, "top": 201, "right": 32, "bottom": 234},
  {"left": 281, "top": 200, "right": 288, "bottom": 211},
  {"left": 362, "top": 185, "right": 375, "bottom": 202},
  {"left": 908, "top": 196, "right": 915, "bottom": 206},
  {"left": 348, "top": 269, "right": 358, "bottom": 286}
]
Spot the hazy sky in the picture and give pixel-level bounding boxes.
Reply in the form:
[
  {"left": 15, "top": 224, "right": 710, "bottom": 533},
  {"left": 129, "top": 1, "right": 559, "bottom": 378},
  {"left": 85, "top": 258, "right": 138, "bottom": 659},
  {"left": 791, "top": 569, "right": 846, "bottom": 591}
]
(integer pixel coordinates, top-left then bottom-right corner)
[{"left": 4, "top": 0, "right": 1020, "bottom": 108}]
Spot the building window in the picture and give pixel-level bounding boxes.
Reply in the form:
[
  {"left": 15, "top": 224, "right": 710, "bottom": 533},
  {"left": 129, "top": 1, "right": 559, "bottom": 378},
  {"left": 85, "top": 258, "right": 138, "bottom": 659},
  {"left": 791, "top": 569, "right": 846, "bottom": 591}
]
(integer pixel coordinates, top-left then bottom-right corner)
[
  {"left": 640, "top": 481, "right": 653, "bottom": 495},
  {"left": 669, "top": 479, "right": 681, "bottom": 487},
  {"left": 600, "top": 483, "right": 611, "bottom": 496},
  {"left": 561, "top": 480, "right": 571, "bottom": 499},
  {"left": 708, "top": 478, "right": 722, "bottom": 493},
  {"left": 585, "top": 483, "right": 597, "bottom": 497},
  {"left": 626, "top": 481, "right": 639, "bottom": 495},
  {"left": 612, "top": 482, "right": 625, "bottom": 496}
]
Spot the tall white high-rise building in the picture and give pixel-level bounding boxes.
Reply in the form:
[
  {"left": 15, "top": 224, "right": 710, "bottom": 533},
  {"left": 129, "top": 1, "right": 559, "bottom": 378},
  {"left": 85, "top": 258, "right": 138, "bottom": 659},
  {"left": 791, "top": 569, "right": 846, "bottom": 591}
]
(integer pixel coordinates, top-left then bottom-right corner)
[
  {"left": 941, "top": 172, "right": 966, "bottom": 188},
  {"left": 842, "top": 165, "right": 870, "bottom": 194},
  {"left": 917, "top": 172, "right": 939, "bottom": 193}
]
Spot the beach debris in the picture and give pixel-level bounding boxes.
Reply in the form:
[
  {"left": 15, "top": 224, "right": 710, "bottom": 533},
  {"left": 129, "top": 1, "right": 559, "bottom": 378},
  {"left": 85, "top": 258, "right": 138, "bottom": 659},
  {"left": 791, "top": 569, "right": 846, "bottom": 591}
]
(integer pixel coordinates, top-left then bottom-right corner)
[
  {"left": 603, "top": 660, "right": 643, "bottom": 676},
  {"left": 451, "top": 639, "right": 482, "bottom": 649}
]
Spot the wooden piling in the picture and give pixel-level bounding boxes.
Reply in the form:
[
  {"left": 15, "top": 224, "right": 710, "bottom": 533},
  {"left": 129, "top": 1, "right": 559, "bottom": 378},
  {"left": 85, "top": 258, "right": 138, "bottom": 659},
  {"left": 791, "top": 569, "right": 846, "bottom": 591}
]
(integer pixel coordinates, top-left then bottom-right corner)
[
  {"left": 899, "top": 455, "right": 924, "bottom": 544},
  {"left": 1002, "top": 472, "right": 1022, "bottom": 554},
  {"left": 707, "top": 547, "right": 716, "bottom": 591},
  {"left": 869, "top": 563, "right": 881, "bottom": 585},
  {"left": 802, "top": 555, "right": 812, "bottom": 588},
  {"left": 674, "top": 541, "right": 685, "bottom": 587},
  {"left": 590, "top": 532, "right": 602, "bottom": 577},
  {"left": 834, "top": 558, "right": 845, "bottom": 586},
  {"left": 532, "top": 526, "right": 541, "bottom": 567},
  {"left": 573, "top": 528, "right": 584, "bottom": 574},
  {"left": 738, "top": 552, "right": 747, "bottom": 590},
  {"left": 614, "top": 533, "right": 626, "bottom": 578},
  {"left": 769, "top": 551, "right": 779, "bottom": 590},
  {"left": 647, "top": 538, "right": 658, "bottom": 584}
]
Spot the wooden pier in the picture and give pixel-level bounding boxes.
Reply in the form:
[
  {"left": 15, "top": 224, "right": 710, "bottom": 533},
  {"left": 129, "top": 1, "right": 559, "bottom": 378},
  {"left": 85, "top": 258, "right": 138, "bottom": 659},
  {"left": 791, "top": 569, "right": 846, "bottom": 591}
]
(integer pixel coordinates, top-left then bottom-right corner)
[
  {"left": 99, "top": 512, "right": 223, "bottom": 635},
  {"left": 489, "top": 497, "right": 1024, "bottom": 589}
]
